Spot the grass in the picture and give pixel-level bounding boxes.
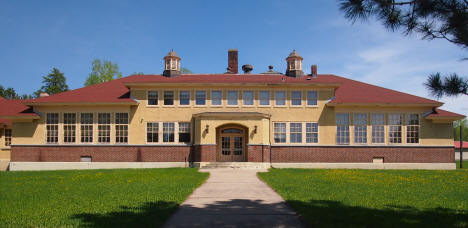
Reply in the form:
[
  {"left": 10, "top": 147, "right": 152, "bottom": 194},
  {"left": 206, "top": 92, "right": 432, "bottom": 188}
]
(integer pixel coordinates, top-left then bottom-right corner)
[
  {"left": 0, "top": 168, "right": 208, "bottom": 227},
  {"left": 259, "top": 169, "right": 468, "bottom": 228},
  {"left": 457, "top": 160, "right": 468, "bottom": 169}
]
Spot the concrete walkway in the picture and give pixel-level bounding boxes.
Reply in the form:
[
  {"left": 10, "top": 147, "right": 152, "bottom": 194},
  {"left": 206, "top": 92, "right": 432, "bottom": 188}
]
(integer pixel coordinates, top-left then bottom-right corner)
[{"left": 164, "top": 168, "right": 303, "bottom": 228}]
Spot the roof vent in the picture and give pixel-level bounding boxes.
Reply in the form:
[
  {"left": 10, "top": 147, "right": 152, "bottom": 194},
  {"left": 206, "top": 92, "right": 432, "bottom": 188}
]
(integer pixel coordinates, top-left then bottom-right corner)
[
  {"left": 242, "top": 64, "right": 253, "bottom": 74},
  {"left": 39, "top": 92, "right": 49, "bottom": 98},
  {"left": 261, "top": 65, "right": 281, "bottom": 75}
]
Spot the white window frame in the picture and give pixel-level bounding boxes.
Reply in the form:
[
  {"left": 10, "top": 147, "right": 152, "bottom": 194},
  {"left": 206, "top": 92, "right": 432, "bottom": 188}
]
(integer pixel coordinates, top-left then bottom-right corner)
[
  {"left": 290, "top": 91, "right": 302, "bottom": 107},
  {"left": 178, "top": 122, "right": 191, "bottom": 143},
  {"left": 259, "top": 90, "right": 270, "bottom": 106},
  {"left": 306, "top": 91, "right": 318, "bottom": 107},
  {"left": 289, "top": 122, "right": 303, "bottom": 143},
  {"left": 210, "top": 90, "right": 222, "bottom": 106},
  {"left": 275, "top": 91, "right": 286, "bottom": 107},
  {"left": 227, "top": 90, "right": 238, "bottom": 106},
  {"left": 46, "top": 113, "right": 59, "bottom": 144},
  {"left": 179, "top": 90, "right": 191, "bottom": 106},
  {"left": 371, "top": 113, "right": 385, "bottom": 144},
  {"left": 406, "top": 114, "right": 420, "bottom": 144},
  {"left": 63, "top": 113, "right": 76, "bottom": 144},
  {"left": 97, "top": 113, "right": 111, "bottom": 144},
  {"left": 195, "top": 90, "right": 207, "bottom": 106},
  {"left": 163, "top": 91, "right": 175, "bottom": 106},
  {"left": 389, "top": 113, "right": 402, "bottom": 144},
  {"left": 336, "top": 113, "right": 350, "bottom": 145},
  {"left": 353, "top": 113, "right": 367, "bottom": 144},
  {"left": 242, "top": 90, "right": 254, "bottom": 106},
  {"left": 273, "top": 122, "right": 287, "bottom": 144},
  {"left": 4, "top": 128, "right": 12, "bottom": 147},
  {"left": 306, "top": 122, "right": 319, "bottom": 144},
  {"left": 163, "top": 122, "right": 175, "bottom": 143},
  {"left": 147, "top": 90, "right": 159, "bottom": 106},
  {"left": 146, "top": 122, "right": 159, "bottom": 144},
  {"left": 80, "top": 113, "right": 94, "bottom": 144},
  {"left": 115, "top": 113, "right": 129, "bottom": 144}
]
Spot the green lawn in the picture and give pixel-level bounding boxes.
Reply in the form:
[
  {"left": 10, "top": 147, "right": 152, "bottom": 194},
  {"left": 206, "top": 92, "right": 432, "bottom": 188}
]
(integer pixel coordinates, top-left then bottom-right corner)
[
  {"left": 259, "top": 169, "right": 468, "bottom": 228},
  {"left": 457, "top": 160, "right": 468, "bottom": 169},
  {"left": 0, "top": 168, "right": 208, "bottom": 227}
]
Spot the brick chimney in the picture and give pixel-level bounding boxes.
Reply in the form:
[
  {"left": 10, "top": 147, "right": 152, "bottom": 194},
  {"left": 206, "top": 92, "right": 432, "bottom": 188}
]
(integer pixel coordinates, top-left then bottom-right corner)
[
  {"left": 227, "top": 49, "right": 238, "bottom": 74},
  {"left": 311, "top": 65, "right": 317, "bottom": 77}
]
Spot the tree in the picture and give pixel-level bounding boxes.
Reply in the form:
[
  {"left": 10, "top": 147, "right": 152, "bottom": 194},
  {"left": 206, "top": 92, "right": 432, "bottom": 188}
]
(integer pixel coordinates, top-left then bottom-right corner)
[
  {"left": 84, "top": 59, "right": 122, "bottom": 86},
  {"left": 35, "top": 68, "right": 69, "bottom": 96},
  {"left": 0, "top": 85, "right": 34, "bottom": 99},
  {"left": 339, "top": 0, "right": 468, "bottom": 97},
  {"left": 181, "top": 67, "right": 193, "bottom": 74},
  {"left": 454, "top": 118, "right": 468, "bottom": 141}
]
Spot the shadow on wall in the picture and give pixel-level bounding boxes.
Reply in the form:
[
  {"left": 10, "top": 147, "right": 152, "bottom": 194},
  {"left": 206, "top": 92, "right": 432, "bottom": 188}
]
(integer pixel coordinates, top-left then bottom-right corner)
[{"left": 70, "top": 199, "right": 468, "bottom": 228}]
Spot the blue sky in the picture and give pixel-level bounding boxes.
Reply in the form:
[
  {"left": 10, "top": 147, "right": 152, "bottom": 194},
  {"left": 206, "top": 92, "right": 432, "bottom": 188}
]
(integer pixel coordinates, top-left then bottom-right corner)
[{"left": 0, "top": 0, "right": 467, "bottom": 116}]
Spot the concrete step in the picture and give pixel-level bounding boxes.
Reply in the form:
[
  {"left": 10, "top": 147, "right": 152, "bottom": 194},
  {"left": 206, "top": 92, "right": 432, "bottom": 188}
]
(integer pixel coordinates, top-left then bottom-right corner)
[
  {"left": 0, "top": 160, "right": 9, "bottom": 171},
  {"left": 200, "top": 162, "right": 271, "bottom": 169}
]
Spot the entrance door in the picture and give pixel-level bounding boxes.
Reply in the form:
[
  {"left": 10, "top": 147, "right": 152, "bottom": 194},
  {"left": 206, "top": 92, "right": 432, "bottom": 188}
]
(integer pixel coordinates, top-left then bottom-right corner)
[{"left": 217, "top": 127, "right": 246, "bottom": 162}]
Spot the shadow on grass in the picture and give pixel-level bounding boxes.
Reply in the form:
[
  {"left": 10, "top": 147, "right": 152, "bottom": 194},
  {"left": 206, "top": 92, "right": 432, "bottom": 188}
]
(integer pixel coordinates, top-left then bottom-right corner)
[
  {"left": 71, "top": 201, "right": 178, "bottom": 228},
  {"left": 71, "top": 199, "right": 468, "bottom": 228},
  {"left": 287, "top": 199, "right": 468, "bottom": 228}
]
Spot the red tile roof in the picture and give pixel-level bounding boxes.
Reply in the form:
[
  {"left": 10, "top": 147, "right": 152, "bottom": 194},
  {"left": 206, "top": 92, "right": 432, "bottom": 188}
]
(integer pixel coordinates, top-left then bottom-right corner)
[
  {"left": 454, "top": 141, "right": 468, "bottom": 149},
  {"left": 11, "top": 73, "right": 462, "bottom": 117},
  {"left": 0, "top": 97, "right": 37, "bottom": 125},
  {"left": 425, "top": 108, "right": 466, "bottom": 118}
]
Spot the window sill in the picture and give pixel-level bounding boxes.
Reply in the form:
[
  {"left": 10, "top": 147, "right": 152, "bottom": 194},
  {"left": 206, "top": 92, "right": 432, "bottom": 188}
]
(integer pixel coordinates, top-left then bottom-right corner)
[
  {"left": 146, "top": 105, "right": 160, "bottom": 108},
  {"left": 1, "top": 147, "right": 11, "bottom": 150}
]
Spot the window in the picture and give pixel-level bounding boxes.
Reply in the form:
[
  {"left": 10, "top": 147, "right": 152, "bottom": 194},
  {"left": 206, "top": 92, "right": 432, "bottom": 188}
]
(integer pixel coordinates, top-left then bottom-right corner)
[
  {"left": 80, "top": 113, "right": 93, "bottom": 143},
  {"left": 306, "top": 123, "right": 318, "bottom": 143},
  {"left": 115, "top": 113, "right": 128, "bottom": 144},
  {"left": 307, "top": 91, "right": 318, "bottom": 106},
  {"left": 371, "top": 113, "right": 385, "bottom": 144},
  {"left": 148, "top": 91, "right": 158, "bottom": 105},
  {"left": 195, "top": 91, "right": 206, "bottom": 105},
  {"left": 179, "top": 91, "right": 190, "bottom": 106},
  {"left": 178, "top": 122, "right": 191, "bottom": 143},
  {"left": 290, "top": 123, "right": 302, "bottom": 143},
  {"left": 259, "top": 91, "right": 270, "bottom": 106},
  {"left": 63, "top": 113, "right": 76, "bottom": 143},
  {"left": 336, "top": 113, "right": 350, "bottom": 144},
  {"left": 275, "top": 91, "right": 286, "bottom": 106},
  {"left": 4, "top": 129, "right": 11, "bottom": 146},
  {"left": 98, "top": 113, "right": 111, "bottom": 143},
  {"left": 389, "top": 114, "right": 402, "bottom": 143},
  {"left": 291, "top": 91, "right": 302, "bottom": 106},
  {"left": 354, "top": 113, "right": 367, "bottom": 144},
  {"left": 243, "top": 91, "right": 254, "bottom": 106},
  {"left": 164, "top": 91, "right": 174, "bottom": 105},
  {"left": 406, "top": 114, "right": 419, "bottom": 143},
  {"left": 163, "top": 122, "right": 175, "bottom": 142},
  {"left": 211, "top": 90, "right": 222, "bottom": 106},
  {"left": 227, "top": 91, "right": 238, "bottom": 106},
  {"left": 147, "top": 122, "right": 159, "bottom": 143},
  {"left": 274, "top": 123, "right": 286, "bottom": 143},
  {"left": 46, "top": 113, "right": 59, "bottom": 144}
]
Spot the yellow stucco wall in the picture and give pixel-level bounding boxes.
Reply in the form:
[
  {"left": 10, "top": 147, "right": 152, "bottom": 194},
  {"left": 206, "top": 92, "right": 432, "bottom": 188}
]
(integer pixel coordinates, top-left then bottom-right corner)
[{"left": 9, "top": 85, "right": 454, "bottom": 147}]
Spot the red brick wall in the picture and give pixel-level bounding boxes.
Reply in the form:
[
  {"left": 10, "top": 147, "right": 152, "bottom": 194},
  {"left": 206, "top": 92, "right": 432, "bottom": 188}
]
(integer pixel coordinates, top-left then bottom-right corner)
[
  {"left": 11, "top": 145, "right": 454, "bottom": 163},
  {"left": 270, "top": 146, "right": 454, "bottom": 163},
  {"left": 11, "top": 146, "right": 191, "bottom": 162},
  {"left": 247, "top": 145, "right": 270, "bottom": 162},
  {"left": 191, "top": 145, "right": 216, "bottom": 162}
]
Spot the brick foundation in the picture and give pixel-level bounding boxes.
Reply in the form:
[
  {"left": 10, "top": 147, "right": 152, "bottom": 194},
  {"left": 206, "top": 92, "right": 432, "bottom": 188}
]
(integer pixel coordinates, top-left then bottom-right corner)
[
  {"left": 11, "top": 146, "right": 191, "bottom": 162},
  {"left": 11, "top": 145, "right": 454, "bottom": 163},
  {"left": 270, "top": 146, "right": 454, "bottom": 163}
]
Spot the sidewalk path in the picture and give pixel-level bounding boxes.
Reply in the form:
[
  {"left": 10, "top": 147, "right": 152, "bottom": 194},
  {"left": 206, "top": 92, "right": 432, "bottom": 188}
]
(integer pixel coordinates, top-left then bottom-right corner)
[{"left": 164, "top": 168, "right": 303, "bottom": 228}]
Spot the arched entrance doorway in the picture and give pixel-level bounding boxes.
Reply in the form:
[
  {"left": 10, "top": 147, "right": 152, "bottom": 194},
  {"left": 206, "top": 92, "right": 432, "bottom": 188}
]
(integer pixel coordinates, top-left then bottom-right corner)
[{"left": 216, "top": 125, "right": 247, "bottom": 162}]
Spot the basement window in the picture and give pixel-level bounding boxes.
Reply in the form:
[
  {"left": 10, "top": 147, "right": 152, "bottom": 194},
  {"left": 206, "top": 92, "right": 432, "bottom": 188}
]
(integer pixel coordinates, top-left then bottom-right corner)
[{"left": 80, "top": 156, "right": 92, "bottom": 162}]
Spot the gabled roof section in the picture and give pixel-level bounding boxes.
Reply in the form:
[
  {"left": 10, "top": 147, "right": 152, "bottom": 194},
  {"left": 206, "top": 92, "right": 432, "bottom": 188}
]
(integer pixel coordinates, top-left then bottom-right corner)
[
  {"left": 327, "top": 75, "right": 443, "bottom": 106},
  {"left": 24, "top": 77, "right": 137, "bottom": 105},
  {"left": 21, "top": 73, "right": 445, "bottom": 107},
  {"left": 0, "top": 97, "right": 37, "bottom": 125},
  {"left": 425, "top": 108, "right": 466, "bottom": 119}
]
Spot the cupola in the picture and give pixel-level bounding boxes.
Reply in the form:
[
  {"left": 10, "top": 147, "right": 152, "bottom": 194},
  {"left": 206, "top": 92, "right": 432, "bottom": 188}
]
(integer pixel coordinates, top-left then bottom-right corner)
[
  {"left": 163, "top": 50, "right": 181, "bottom": 77},
  {"left": 285, "top": 50, "right": 304, "bottom": 77}
]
